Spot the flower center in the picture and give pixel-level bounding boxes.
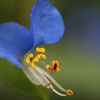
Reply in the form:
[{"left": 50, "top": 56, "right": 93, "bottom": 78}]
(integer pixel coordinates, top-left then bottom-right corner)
[{"left": 24, "top": 47, "right": 73, "bottom": 97}]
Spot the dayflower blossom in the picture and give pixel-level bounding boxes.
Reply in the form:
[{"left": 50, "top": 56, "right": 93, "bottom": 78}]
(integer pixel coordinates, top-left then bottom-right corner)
[{"left": 0, "top": 0, "right": 73, "bottom": 96}]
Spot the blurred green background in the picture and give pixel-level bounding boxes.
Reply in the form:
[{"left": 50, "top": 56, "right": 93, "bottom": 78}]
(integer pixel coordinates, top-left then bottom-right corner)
[{"left": 0, "top": 0, "right": 100, "bottom": 100}]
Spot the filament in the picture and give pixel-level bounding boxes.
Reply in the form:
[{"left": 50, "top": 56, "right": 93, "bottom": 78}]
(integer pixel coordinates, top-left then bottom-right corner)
[
  {"left": 36, "top": 66, "right": 66, "bottom": 92},
  {"left": 23, "top": 67, "right": 44, "bottom": 86},
  {"left": 35, "top": 66, "right": 67, "bottom": 96}
]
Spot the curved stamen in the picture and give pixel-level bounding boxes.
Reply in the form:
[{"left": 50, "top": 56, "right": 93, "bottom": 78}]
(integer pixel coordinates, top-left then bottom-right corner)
[
  {"left": 35, "top": 66, "right": 67, "bottom": 96},
  {"left": 37, "top": 66, "right": 66, "bottom": 92},
  {"left": 23, "top": 66, "right": 50, "bottom": 88},
  {"left": 23, "top": 67, "right": 43, "bottom": 85},
  {"left": 50, "top": 85, "right": 67, "bottom": 96}
]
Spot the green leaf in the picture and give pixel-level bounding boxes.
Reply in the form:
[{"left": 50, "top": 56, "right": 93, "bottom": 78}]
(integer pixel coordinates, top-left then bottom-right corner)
[{"left": 0, "top": 58, "right": 48, "bottom": 100}]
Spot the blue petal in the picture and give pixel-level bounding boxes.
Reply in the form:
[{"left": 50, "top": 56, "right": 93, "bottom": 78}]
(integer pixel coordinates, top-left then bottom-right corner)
[
  {"left": 30, "top": 0, "right": 65, "bottom": 46},
  {"left": 0, "top": 22, "right": 34, "bottom": 68}
]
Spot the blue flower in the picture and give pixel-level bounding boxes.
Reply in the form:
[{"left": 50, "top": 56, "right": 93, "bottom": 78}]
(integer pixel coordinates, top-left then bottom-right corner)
[
  {"left": 0, "top": 0, "right": 64, "bottom": 68},
  {"left": 0, "top": 0, "right": 73, "bottom": 96}
]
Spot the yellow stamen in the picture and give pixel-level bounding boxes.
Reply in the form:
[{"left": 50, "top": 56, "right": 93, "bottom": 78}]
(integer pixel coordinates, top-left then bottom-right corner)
[
  {"left": 33, "top": 58, "right": 39, "bottom": 63},
  {"left": 36, "top": 47, "right": 46, "bottom": 59},
  {"left": 26, "top": 53, "right": 34, "bottom": 64},
  {"left": 41, "top": 54, "right": 46, "bottom": 59},
  {"left": 36, "top": 54, "right": 41, "bottom": 59},
  {"left": 40, "top": 47, "right": 45, "bottom": 53},
  {"left": 36, "top": 47, "right": 40, "bottom": 52},
  {"left": 31, "top": 62, "right": 35, "bottom": 68},
  {"left": 31, "top": 58, "right": 39, "bottom": 68},
  {"left": 46, "top": 65, "right": 50, "bottom": 69},
  {"left": 36, "top": 47, "right": 45, "bottom": 53},
  {"left": 26, "top": 54, "right": 39, "bottom": 68}
]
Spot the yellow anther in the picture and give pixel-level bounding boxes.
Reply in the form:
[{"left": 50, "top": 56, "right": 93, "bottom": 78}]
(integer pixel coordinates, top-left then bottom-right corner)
[
  {"left": 36, "top": 47, "right": 45, "bottom": 53},
  {"left": 41, "top": 54, "right": 46, "bottom": 59},
  {"left": 36, "top": 47, "right": 46, "bottom": 59},
  {"left": 31, "top": 62, "right": 35, "bottom": 68},
  {"left": 33, "top": 58, "right": 39, "bottom": 63},
  {"left": 31, "top": 58, "right": 39, "bottom": 68},
  {"left": 36, "top": 47, "right": 40, "bottom": 52},
  {"left": 26, "top": 53, "right": 39, "bottom": 68},
  {"left": 46, "top": 65, "right": 50, "bottom": 69},
  {"left": 26, "top": 53, "right": 34, "bottom": 64},
  {"left": 40, "top": 48, "right": 45, "bottom": 53},
  {"left": 36, "top": 54, "right": 41, "bottom": 59}
]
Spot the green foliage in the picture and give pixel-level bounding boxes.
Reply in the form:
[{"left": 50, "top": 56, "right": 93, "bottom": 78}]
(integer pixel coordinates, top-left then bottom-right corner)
[{"left": 0, "top": 58, "right": 48, "bottom": 100}]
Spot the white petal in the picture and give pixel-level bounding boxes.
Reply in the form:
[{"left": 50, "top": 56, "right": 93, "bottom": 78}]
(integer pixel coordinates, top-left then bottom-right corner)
[
  {"left": 23, "top": 66, "right": 41, "bottom": 85},
  {"left": 23, "top": 65, "right": 50, "bottom": 88}
]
